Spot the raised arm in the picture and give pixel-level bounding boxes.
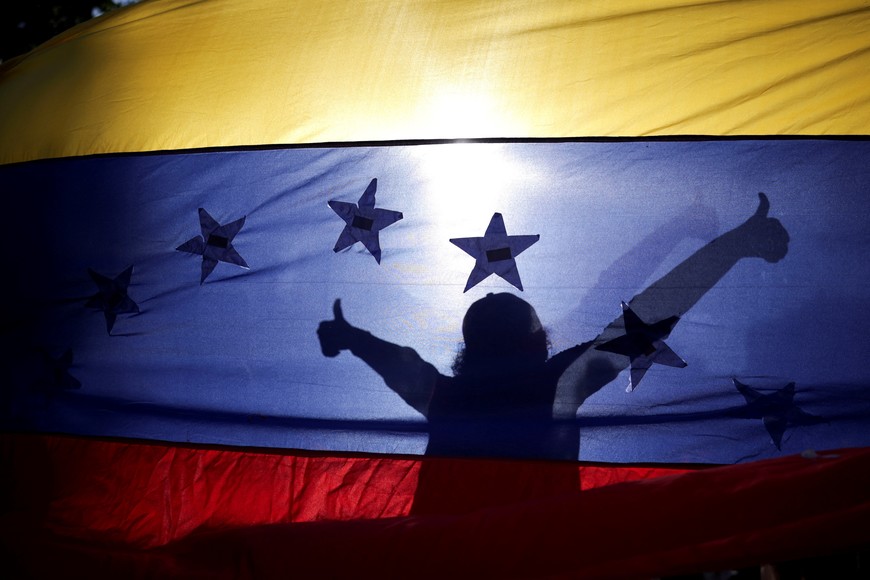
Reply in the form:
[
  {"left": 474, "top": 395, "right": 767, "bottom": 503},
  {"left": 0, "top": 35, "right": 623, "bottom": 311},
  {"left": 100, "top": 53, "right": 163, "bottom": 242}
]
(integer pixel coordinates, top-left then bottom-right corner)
[
  {"left": 621, "top": 192, "right": 787, "bottom": 324},
  {"left": 317, "top": 299, "right": 441, "bottom": 417},
  {"left": 553, "top": 193, "right": 789, "bottom": 417}
]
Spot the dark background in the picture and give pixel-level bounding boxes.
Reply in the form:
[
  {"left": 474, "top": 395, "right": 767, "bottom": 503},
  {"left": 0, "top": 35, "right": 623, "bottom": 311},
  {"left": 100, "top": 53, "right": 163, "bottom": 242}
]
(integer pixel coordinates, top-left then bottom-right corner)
[{"left": 1, "top": 1, "right": 128, "bottom": 63}]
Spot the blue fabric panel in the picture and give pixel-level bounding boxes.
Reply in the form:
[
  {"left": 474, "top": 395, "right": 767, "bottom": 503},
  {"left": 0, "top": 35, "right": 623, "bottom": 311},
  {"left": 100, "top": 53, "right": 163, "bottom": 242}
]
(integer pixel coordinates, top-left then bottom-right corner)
[{"left": 2, "top": 139, "right": 868, "bottom": 464}]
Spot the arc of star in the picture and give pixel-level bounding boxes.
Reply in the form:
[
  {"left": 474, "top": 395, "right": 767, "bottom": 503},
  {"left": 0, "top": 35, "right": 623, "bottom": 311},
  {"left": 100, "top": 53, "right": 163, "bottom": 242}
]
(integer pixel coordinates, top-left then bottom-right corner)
[
  {"left": 732, "top": 378, "right": 825, "bottom": 450},
  {"left": 176, "top": 208, "right": 249, "bottom": 283},
  {"left": 85, "top": 265, "right": 139, "bottom": 334},
  {"left": 328, "top": 178, "right": 403, "bottom": 264},
  {"left": 595, "top": 302, "right": 686, "bottom": 392},
  {"left": 31, "top": 348, "right": 81, "bottom": 396},
  {"left": 449, "top": 212, "right": 540, "bottom": 292}
]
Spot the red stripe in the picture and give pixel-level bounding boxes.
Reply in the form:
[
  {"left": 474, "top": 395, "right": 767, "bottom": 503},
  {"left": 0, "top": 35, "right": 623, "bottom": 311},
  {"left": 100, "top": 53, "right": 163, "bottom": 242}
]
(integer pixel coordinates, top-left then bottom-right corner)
[
  {"left": 6, "top": 434, "right": 867, "bottom": 578},
  {"left": 1, "top": 433, "right": 687, "bottom": 548}
]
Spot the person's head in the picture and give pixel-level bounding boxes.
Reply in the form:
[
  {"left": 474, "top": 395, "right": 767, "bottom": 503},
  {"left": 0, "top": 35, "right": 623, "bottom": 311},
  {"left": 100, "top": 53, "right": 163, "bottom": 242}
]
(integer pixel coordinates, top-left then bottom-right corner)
[{"left": 452, "top": 293, "right": 549, "bottom": 376}]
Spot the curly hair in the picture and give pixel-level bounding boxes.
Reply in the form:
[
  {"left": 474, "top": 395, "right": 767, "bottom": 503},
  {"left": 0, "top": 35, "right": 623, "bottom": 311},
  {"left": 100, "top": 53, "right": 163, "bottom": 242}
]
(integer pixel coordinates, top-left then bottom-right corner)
[{"left": 451, "top": 293, "right": 550, "bottom": 377}]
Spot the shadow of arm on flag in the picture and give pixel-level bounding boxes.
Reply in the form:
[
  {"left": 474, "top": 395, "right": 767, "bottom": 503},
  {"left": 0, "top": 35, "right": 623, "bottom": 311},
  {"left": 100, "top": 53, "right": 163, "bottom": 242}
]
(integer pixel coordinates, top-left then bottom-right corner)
[
  {"left": 317, "top": 299, "right": 441, "bottom": 417},
  {"left": 555, "top": 193, "right": 790, "bottom": 415},
  {"left": 594, "top": 196, "right": 720, "bottom": 294}
]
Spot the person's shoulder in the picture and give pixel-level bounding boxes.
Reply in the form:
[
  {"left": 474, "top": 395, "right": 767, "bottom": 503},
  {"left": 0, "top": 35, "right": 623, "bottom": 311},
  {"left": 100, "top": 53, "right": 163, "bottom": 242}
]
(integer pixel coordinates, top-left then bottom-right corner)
[
  {"left": 555, "top": 341, "right": 594, "bottom": 356},
  {"left": 546, "top": 341, "right": 593, "bottom": 368}
]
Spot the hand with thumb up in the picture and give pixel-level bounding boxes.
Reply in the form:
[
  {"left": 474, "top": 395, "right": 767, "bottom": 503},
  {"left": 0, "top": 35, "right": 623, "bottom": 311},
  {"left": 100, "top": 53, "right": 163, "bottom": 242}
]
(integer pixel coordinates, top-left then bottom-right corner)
[
  {"left": 317, "top": 299, "right": 355, "bottom": 357},
  {"left": 732, "top": 192, "right": 790, "bottom": 263}
]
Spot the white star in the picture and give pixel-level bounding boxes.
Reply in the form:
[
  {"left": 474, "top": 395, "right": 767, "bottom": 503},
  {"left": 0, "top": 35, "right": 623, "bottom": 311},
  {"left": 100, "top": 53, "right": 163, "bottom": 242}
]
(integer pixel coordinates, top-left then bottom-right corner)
[
  {"left": 176, "top": 208, "right": 249, "bottom": 284},
  {"left": 595, "top": 302, "right": 686, "bottom": 391},
  {"left": 450, "top": 213, "right": 540, "bottom": 292},
  {"left": 329, "top": 178, "right": 403, "bottom": 264}
]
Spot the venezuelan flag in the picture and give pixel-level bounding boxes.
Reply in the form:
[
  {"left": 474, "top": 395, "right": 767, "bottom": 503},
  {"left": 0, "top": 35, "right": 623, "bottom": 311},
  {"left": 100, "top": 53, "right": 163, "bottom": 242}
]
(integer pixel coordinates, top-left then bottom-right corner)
[{"left": 2, "top": 1, "right": 869, "bottom": 577}]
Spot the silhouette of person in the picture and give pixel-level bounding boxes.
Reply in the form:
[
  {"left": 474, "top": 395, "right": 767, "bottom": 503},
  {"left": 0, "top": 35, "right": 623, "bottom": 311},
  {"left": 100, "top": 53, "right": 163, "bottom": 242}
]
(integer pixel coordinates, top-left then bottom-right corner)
[{"left": 317, "top": 193, "right": 789, "bottom": 514}]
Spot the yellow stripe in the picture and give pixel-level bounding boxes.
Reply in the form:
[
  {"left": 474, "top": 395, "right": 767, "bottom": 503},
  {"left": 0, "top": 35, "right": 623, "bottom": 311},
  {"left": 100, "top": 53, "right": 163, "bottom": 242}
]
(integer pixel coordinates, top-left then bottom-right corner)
[{"left": 1, "top": 0, "right": 869, "bottom": 164}]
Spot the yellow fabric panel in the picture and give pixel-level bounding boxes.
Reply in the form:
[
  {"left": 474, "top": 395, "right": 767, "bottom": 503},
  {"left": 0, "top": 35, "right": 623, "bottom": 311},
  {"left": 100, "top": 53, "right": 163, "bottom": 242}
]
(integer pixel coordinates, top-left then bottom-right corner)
[{"left": 1, "top": 0, "right": 868, "bottom": 164}]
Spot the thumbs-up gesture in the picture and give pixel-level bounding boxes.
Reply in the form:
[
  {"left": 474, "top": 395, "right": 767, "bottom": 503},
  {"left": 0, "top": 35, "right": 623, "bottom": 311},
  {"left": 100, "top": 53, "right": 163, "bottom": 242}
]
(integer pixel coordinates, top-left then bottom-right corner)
[
  {"left": 318, "top": 299, "right": 354, "bottom": 357},
  {"left": 735, "top": 193, "right": 790, "bottom": 263}
]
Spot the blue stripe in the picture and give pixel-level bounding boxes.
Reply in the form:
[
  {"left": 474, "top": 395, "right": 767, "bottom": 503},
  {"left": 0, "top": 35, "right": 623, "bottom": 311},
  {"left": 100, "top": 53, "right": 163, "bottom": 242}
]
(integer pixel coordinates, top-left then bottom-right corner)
[{"left": 2, "top": 140, "right": 869, "bottom": 463}]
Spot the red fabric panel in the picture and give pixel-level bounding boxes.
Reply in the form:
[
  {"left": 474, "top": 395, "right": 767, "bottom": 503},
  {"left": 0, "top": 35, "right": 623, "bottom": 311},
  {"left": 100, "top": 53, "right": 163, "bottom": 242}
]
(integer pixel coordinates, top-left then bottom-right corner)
[
  {"left": 411, "top": 455, "right": 690, "bottom": 514},
  {"left": 577, "top": 463, "right": 691, "bottom": 490},
  {"left": 1, "top": 433, "right": 417, "bottom": 547},
  {"left": 1, "top": 433, "right": 685, "bottom": 548},
  {"left": 3, "top": 442, "right": 868, "bottom": 579}
]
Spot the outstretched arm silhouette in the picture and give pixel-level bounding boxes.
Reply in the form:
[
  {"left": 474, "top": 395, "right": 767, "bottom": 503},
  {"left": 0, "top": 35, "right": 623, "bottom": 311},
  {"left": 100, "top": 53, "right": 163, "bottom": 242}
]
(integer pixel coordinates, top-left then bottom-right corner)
[
  {"left": 553, "top": 193, "right": 789, "bottom": 417},
  {"left": 317, "top": 299, "right": 440, "bottom": 416},
  {"left": 318, "top": 193, "right": 788, "bottom": 423}
]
